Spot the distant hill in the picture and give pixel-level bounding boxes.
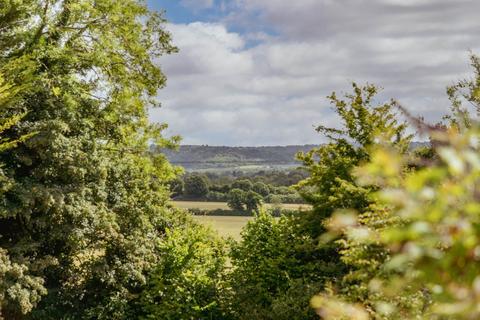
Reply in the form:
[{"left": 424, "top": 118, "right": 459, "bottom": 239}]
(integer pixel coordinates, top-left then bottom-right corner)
[
  {"left": 153, "top": 142, "right": 430, "bottom": 171},
  {"left": 154, "top": 145, "right": 320, "bottom": 171}
]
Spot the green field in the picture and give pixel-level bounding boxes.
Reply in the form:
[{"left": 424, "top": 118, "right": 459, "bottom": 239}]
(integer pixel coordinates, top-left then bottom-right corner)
[
  {"left": 173, "top": 201, "right": 310, "bottom": 240},
  {"left": 192, "top": 215, "right": 253, "bottom": 240},
  {"left": 173, "top": 201, "right": 311, "bottom": 211}
]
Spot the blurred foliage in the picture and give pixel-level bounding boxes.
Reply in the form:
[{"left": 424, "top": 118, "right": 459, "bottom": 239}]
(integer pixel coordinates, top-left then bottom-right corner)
[{"left": 313, "top": 55, "right": 480, "bottom": 320}]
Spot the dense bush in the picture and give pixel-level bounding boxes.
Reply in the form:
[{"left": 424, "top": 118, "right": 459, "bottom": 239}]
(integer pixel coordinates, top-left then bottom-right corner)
[{"left": 206, "top": 191, "right": 228, "bottom": 202}]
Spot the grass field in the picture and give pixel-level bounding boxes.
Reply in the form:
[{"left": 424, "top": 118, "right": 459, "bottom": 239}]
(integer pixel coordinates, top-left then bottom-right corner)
[
  {"left": 173, "top": 201, "right": 311, "bottom": 240},
  {"left": 192, "top": 216, "right": 253, "bottom": 240},
  {"left": 173, "top": 201, "right": 311, "bottom": 211}
]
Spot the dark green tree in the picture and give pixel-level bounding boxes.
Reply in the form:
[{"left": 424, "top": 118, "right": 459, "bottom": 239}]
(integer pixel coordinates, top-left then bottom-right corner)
[
  {"left": 0, "top": 74, "right": 46, "bottom": 318},
  {"left": 184, "top": 174, "right": 210, "bottom": 198},
  {"left": 244, "top": 191, "right": 263, "bottom": 212},
  {"left": 232, "top": 179, "right": 253, "bottom": 191},
  {"left": 169, "top": 176, "right": 184, "bottom": 198},
  {"left": 252, "top": 181, "right": 270, "bottom": 197},
  {"left": 226, "top": 212, "right": 325, "bottom": 320},
  {"left": 227, "top": 188, "right": 245, "bottom": 211}
]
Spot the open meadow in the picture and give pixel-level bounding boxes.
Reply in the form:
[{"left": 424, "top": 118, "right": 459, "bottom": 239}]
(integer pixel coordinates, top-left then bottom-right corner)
[
  {"left": 173, "top": 201, "right": 311, "bottom": 239},
  {"left": 173, "top": 200, "right": 311, "bottom": 211},
  {"left": 192, "top": 216, "right": 253, "bottom": 240}
]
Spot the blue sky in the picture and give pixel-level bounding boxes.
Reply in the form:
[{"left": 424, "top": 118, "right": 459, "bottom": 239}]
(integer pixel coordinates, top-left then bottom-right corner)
[{"left": 145, "top": 0, "right": 480, "bottom": 146}]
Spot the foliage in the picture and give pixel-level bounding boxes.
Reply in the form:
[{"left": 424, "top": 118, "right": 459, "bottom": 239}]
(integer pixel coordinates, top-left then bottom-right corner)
[
  {"left": 252, "top": 181, "right": 270, "bottom": 197},
  {"left": 206, "top": 191, "right": 228, "bottom": 202},
  {"left": 225, "top": 211, "right": 338, "bottom": 320},
  {"left": 227, "top": 188, "right": 245, "bottom": 211},
  {"left": 296, "top": 83, "right": 412, "bottom": 237},
  {"left": 312, "top": 55, "right": 480, "bottom": 320},
  {"left": 0, "top": 74, "right": 44, "bottom": 319},
  {"left": 177, "top": 173, "right": 305, "bottom": 204},
  {"left": 244, "top": 190, "right": 263, "bottom": 212},
  {"left": 0, "top": 1, "right": 227, "bottom": 319},
  {"left": 169, "top": 176, "right": 184, "bottom": 198},
  {"left": 231, "top": 179, "right": 253, "bottom": 192},
  {"left": 138, "top": 222, "right": 226, "bottom": 320},
  {"left": 184, "top": 174, "right": 210, "bottom": 198}
]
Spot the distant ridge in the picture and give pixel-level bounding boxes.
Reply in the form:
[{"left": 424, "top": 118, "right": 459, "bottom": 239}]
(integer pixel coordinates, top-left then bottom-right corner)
[
  {"left": 155, "top": 145, "right": 320, "bottom": 171},
  {"left": 153, "top": 142, "right": 429, "bottom": 171}
]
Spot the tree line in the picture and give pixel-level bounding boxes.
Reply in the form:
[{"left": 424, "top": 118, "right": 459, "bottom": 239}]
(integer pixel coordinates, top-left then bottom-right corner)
[{"left": 171, "top": 171, "right": 306, "bottom": 210}]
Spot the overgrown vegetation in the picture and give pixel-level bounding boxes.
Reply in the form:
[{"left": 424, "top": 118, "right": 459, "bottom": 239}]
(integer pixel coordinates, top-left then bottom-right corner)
[{"left": 2, "top": 1, "right": 480, "bottom": 319}]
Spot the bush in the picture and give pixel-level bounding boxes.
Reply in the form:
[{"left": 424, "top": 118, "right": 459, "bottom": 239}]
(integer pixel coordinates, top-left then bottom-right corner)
[
  {"left": 244, "top": 191, "right": 263, "bottom": 212},
  {"left": 252, "top": 182, "right": 270, "bottom": 197}
]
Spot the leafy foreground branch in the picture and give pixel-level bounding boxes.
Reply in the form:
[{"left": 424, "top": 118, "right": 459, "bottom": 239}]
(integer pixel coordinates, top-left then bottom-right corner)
[{"left": 313, "top": 56, "right": 480, "bottom": 319}]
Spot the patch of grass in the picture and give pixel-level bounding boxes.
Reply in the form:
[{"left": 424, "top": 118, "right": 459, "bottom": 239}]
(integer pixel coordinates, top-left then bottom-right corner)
[
  {"left": 172, "top": 201, "right": 311, "bottom": 211},
  {"left": 192, "top": 215, "right": 253, "bottom": 240}
]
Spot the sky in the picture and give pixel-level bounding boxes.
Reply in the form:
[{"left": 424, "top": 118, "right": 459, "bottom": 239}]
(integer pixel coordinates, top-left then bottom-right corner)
[{"left": 146, "top": 0, "right": 480, "bottom": 146}]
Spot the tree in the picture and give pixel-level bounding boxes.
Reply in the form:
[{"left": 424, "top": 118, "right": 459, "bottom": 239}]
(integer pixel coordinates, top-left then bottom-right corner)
[
  {"left": 227, "top": 188, "right": 245, "bottom": 211},
  {"left": 0, "top": 74, "right": 45, "bottom": 319},
  {"left": 313, "top": 55, "right": 480, "bottom": 320},
  {"left": 138, "top": 224, "right": 226, "bottom": 319},
  {"left": 297, "top": 83, "right": 412, "bottom": 237},
  {"left": 225, "top": 211, "right": 327, "bottom": 320},
  {"left": 0, "top": 1, "right": 217, "bottom": 318},
  {"left": 244, "top": 191, "right": 263, "bottom": 212},
  {"left": 252, "top": 181, "right": 270, "bottom": 197},
  {"left": 184, "top": 174, "right": 209, "bottom": 198},
  {"left": 232, "top": 179, "right": 253, "bottom": 191}
]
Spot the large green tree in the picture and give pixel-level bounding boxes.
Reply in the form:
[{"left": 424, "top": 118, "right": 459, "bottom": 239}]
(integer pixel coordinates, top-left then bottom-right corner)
[
  {"left": 0, "top": 74, "right": 45, "bottom": 319},
  {"left": 297, "top": 83, "right": 412, "bottom": 237},
  {"left": 0, "top": 1, "right": 212, "bottom": 318}
]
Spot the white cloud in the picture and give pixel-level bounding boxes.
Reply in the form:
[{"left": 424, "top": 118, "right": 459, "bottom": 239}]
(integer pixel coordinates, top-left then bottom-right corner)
[{"left": 151, "top": 1, "right": 480, "bottom": 145}]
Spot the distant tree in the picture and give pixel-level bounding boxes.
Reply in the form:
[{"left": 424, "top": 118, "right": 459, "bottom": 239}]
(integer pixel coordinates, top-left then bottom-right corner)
[
  {"left": 232, "top": 179, "right": 253, "bottom": 191},
  {"left": 252, "top": 182, "right": 270, "bottom": 197},
  {"left": 227, "top": 189, "right": 245, "bottom": 211},
  {"left": 184, "top": 175, "right": 210, "bottom": 198},
  {"left": 244, "top": 191, "right": 263, "bottom": 213},
  {"left": 206, "top": 191, "right": 227, "bottom": 202}
]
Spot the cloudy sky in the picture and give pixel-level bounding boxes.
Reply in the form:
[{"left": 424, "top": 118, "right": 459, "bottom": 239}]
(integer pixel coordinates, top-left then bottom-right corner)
[{"left": 146, "top": 0, "right": 480, "bottom": 146}]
